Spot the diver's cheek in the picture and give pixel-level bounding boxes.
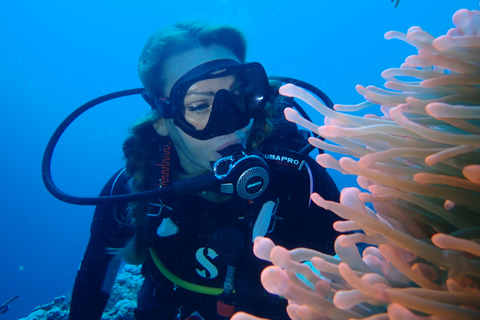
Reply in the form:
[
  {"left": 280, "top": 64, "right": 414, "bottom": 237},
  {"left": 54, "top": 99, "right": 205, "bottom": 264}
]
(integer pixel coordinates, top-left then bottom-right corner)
[
  {"left": 196, "top": 142, "right": 220, "bottom": 169},
  {"left": 237, "top": 120, "right": 254, "bottom": 140}
]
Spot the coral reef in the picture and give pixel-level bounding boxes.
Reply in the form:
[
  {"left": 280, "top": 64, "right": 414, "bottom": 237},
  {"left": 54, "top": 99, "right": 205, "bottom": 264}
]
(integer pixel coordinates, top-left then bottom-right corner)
[
  {"left": 233, "top": 7, "right": 480, "bottom": 320},
  {"left": 19, "top": 265, "right": 143, "bottom": 320}
]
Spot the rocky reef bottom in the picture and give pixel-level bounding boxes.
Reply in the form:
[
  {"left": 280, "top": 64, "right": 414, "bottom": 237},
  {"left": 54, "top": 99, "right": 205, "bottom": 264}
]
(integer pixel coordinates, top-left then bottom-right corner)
[{"left": 19, "top": 265, "right": 143, "bottom": 320}]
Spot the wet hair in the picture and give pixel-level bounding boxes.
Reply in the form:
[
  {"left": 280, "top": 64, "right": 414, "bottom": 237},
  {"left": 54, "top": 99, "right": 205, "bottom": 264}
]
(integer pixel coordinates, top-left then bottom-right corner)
[
  {"left": 120, "top": 22, "right": 274, "bottom": 264},
  {"left": 138, "top": 21, "right": 247, "bottom": 98}
]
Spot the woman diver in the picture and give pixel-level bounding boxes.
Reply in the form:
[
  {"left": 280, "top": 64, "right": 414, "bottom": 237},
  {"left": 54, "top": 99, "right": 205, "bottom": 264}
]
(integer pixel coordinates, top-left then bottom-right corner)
[{"left": 67, "top": 22, "right": 340, "bottom": 320}]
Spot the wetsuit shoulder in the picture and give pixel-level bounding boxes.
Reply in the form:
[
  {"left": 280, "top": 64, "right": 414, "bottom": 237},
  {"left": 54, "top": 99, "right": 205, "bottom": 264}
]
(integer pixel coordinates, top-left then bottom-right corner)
[{"left": 69, "top": 169, "right": 133, "bottom": 320}]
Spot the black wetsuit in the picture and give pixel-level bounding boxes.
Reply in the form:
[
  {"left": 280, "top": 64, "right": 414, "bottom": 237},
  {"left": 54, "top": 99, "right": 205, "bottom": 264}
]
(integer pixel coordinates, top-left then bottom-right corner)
[{"left": 68, "top": 110, "right": 340, "bottom": 320}]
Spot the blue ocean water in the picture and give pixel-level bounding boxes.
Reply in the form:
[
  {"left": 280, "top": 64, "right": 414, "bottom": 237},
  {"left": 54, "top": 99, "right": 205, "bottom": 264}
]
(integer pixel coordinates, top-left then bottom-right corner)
[{"left": 0, "top": 1, "right": 478, "bottom": 319}]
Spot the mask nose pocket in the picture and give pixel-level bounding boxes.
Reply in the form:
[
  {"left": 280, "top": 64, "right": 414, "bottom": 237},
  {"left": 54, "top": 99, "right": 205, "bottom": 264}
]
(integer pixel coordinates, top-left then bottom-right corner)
[{"left": 205, "top": 89, "right": 250, "bottom": 137}]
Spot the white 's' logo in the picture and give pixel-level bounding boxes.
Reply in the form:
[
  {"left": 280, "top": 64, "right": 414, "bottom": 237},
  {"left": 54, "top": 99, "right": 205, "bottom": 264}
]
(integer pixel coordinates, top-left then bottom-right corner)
[{"left": 195, "top": 247, "right": 219, "bottom": 279}]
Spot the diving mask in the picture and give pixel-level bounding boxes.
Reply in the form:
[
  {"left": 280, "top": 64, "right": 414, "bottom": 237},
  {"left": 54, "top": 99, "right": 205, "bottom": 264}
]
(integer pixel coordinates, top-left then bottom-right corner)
[{"left": 144, "top": 59, "right": 270, "bottom": 140}]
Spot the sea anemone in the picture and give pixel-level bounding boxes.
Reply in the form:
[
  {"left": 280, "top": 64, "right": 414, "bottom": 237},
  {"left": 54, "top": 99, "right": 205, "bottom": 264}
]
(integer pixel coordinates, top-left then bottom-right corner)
[{"left": 233, "top": 7, "right": 480, "bottom": 320}]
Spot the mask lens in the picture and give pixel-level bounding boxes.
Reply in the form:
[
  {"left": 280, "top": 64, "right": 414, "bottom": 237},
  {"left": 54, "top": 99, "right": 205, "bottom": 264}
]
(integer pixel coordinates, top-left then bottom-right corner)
[
  {"left": 170, "top": 60, "right": 269, "bottom": 139},
  {"left": 181, "top": 74, "right": 240, "bottom": 130}
]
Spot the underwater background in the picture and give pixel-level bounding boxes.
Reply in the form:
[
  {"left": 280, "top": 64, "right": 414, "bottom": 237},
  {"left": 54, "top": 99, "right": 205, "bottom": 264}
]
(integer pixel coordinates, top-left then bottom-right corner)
[{"left": 0, "top": 0, "right": 478, "bottom": 319}]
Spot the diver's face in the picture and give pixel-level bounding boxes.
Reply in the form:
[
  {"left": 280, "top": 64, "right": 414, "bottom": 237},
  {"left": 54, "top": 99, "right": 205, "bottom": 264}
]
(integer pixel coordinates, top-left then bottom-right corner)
[{"left": 154, "top": 45, "right": 253, "bottom": 175}]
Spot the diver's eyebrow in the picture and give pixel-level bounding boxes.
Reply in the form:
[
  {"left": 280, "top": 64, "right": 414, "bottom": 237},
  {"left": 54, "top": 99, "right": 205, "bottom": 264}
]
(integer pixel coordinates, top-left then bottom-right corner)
[
  {"left": 185, "top": 90, "right": 215, "bottom": 97},
  {"left": 185, "top": 76, "right": 240, "bottom": 97}
]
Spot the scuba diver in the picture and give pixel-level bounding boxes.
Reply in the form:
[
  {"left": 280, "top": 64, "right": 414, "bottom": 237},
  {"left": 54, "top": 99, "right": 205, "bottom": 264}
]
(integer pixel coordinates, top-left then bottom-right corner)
[
  {"left": 0, "top": 295, "right": 19, "bottom": 315},
  {"left": 58, "top": 22, "right": 340, "bottom": 320}
]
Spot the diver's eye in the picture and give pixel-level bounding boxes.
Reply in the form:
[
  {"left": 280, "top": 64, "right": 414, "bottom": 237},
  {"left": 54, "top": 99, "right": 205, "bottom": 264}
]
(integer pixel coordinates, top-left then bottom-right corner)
[{"left": 187, "top": 103, "right": 212, "bottom": 114}]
